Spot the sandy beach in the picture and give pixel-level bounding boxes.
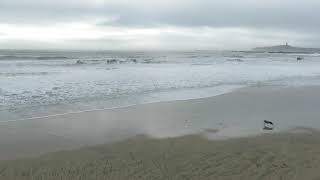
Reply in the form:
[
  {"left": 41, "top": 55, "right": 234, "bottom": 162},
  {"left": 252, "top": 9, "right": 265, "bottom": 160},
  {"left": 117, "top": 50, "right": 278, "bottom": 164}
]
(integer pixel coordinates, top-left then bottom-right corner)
[
  {"left": 1, "top": 86, "right": 320, "bottom": 179},
  {"left": 1, "top": 0, "right": 320, "bottom": 178},
  {"left": 1, "top": 130, "right": 320, "bottom": 179}
]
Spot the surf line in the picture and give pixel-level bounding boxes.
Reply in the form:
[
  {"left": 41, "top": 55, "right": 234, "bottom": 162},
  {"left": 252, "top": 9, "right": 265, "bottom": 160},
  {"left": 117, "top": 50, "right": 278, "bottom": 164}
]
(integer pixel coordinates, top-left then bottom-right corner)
[{"left": 0, "top": 104, "right": 138, "bottom": 124}]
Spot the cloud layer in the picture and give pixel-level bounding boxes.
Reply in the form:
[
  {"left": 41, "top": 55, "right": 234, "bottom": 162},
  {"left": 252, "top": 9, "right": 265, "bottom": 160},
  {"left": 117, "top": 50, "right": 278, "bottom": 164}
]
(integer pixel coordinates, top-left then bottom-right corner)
[{"left": 0, "top": 0, "right": 319, "bottom": 50}]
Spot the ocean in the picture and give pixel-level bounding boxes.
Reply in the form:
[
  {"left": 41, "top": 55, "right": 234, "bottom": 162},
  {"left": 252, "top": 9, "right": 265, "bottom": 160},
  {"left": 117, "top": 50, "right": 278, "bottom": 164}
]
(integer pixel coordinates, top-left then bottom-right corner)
[{"left": 1, "top": 50, "right": 320, "bottom": 121}]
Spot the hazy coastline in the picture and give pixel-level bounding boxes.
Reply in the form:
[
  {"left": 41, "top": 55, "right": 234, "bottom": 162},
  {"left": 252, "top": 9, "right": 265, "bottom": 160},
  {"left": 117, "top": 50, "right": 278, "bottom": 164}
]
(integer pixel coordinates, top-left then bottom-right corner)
[
  {"left": 252, "top": 44, "right": 320, "bottom": 53},
  {"left": 2, "top": 0, "right": 320, "bottom": 178}
]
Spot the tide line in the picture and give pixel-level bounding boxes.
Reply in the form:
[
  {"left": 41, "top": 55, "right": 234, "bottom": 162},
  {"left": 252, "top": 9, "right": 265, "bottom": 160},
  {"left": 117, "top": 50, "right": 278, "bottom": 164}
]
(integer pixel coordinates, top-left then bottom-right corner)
[{"left": 0, "top": 104, "right": 137, "bottom": 124}]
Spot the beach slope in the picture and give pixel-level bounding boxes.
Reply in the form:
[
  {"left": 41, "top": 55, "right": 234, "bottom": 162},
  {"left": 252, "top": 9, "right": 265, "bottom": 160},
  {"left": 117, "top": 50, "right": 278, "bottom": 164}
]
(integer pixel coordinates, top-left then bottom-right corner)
[{"left": 1, "top": 130, "right": 320, "bottom": 180}]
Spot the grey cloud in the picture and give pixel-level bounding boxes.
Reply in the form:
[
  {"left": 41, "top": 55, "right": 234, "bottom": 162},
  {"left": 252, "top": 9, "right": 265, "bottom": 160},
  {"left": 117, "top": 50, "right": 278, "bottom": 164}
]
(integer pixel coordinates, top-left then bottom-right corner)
[
  {"left": 1, "top": 0, "right": 320, "bottom": 49},
  {"left": 0, "top": 0, "right": 320, "bottom": 29},
  {"left": 1, "top": 0, "right": 319, "bottom": 32},
  {"left": 103, "top": 0, "right": 320, "bottom": 33}
]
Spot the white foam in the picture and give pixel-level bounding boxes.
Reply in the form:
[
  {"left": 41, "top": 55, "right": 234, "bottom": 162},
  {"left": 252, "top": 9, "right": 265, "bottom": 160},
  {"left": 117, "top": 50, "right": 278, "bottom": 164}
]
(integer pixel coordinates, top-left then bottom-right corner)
[{"left": 2, "top": 51, "right": 320, "bottom": 120}]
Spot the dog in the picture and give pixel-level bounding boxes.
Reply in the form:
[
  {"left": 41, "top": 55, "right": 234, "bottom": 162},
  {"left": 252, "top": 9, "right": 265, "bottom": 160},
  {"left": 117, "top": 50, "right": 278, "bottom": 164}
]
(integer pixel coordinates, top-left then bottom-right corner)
[
  {"left": 297, "top": 57, "right": 304, "bottom": 61},
  {"left": 263, "top": 120, "right": 274, "bottom": 130}
]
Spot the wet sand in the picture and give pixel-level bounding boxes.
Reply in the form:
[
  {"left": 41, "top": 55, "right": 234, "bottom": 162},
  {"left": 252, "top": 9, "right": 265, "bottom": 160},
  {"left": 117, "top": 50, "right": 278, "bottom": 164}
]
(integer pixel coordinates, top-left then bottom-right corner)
[{"left": 1, "top": 86, "right": 320, "bottom": 160}]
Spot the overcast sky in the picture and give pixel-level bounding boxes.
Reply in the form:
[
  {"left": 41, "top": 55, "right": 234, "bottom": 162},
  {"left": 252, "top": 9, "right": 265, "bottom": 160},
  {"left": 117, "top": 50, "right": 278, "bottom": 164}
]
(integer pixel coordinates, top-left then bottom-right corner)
[{"left": 0, "top": 0, "right": 319, "bottom": 50}]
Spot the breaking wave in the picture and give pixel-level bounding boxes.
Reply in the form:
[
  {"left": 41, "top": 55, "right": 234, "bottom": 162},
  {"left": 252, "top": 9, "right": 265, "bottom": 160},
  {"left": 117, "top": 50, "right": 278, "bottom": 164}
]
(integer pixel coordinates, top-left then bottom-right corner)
[
  {"left": 0, "top": 55, "right": 70, "bottom": 60},
  {"left": 0, "top": 72, "right": 55, "bottom": 77}
]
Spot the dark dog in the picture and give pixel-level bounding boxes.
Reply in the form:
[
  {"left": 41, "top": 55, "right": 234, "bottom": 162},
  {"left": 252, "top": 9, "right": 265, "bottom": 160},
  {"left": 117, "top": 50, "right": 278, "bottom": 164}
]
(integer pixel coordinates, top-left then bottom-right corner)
[
  {"left": 297, "top": 57, "right": 304, "bottom": 61},
  {"left": 263, "top": 120, "right": 274, "bottom": 130}
]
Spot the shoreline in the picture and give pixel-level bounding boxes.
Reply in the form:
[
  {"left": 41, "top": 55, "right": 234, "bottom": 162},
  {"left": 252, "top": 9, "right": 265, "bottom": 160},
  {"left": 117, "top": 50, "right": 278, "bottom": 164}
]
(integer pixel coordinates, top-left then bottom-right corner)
[
  {"left": 0, "top": 84, "right": 301, "bottom": 123},
  {"left": 1, "top": 85, "right": 320, "bottom": 160},
  {"left": 0, "top": 84, "right": 243, "bottom": 123}
]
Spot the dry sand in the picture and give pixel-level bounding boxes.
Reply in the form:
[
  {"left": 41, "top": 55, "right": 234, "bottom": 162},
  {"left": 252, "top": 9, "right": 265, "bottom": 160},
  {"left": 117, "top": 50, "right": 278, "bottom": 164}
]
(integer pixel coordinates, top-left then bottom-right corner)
[
  {"left": 1, "top": 129, "right": 320, "bottom": 180},
  {"left": 1, "top": 86, "right": 320, "bottom": 179}
]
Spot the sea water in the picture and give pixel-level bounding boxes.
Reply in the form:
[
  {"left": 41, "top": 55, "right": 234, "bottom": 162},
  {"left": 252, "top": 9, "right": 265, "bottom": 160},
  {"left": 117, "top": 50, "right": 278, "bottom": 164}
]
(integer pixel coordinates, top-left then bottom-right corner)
[{"left": 1, "top": 50, "right": 320, "bottom": 121}]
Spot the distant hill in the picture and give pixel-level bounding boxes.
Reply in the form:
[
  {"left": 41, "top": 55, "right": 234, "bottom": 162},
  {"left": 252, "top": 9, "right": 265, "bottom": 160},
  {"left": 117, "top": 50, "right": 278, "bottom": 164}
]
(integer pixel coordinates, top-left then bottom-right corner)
[{"left": 252, "top": 44, "right": 320, "bottom": 53}]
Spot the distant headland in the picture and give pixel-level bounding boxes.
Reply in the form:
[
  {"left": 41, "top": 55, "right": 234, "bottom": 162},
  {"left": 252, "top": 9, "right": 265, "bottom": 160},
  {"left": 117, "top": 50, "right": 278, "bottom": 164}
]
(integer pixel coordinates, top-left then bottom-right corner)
[{"left": 252, "top": 43, "right": 320, "bottom": 53}]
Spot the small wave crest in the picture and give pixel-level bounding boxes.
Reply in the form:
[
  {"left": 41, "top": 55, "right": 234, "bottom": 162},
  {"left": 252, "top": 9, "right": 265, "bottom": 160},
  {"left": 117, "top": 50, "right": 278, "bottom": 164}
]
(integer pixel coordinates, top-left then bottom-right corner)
[
  {"left": 36, "top": 56, "right": 69, "bottom": 60},
  {"left": 227, "top": 58, "right": 244, "bottom": 62},
  {"left": 82, "top": 58, "right": 166, "bottom": 64},
  {"left": 0, "top": 72, "right": 55, "bottom": 77},
  {"left": 0, "top": 55, "right": 70, "bottom": 60}
]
